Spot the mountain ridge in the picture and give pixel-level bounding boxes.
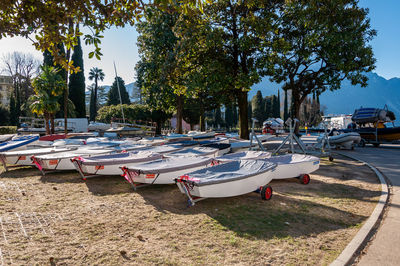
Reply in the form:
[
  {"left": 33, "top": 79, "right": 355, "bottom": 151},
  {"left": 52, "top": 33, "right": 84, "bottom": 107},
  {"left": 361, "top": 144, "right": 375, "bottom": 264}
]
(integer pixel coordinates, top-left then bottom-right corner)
[{"left": 249, "top": 72, "right": 400, "bottom": 120}]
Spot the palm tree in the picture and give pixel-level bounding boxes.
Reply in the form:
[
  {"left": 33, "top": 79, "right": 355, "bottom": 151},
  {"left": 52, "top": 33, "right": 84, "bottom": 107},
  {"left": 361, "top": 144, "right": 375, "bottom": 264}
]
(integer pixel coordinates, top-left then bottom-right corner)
[
  {"left": 30, "top": 65, "right": 66, "bottom": 135},
  {"left": 88, "top": 67, "right": 105, "bottom": 121}
]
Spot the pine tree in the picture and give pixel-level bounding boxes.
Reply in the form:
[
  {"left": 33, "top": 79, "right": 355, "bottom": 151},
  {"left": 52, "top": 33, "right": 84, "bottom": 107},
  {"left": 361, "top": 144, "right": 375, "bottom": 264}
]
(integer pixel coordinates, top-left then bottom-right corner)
[
  {"left": 89, "top": 88, "right": 96, "bottom": 121},
  {"left": 68, "top": 36, "right": 86, "bottom": 118},
  {"left": 214, "top": 107, "right": 223, "bottom": 128},
  {"left": 247, "top": 102, "right": 252, "bottom": 124},
  {"left": 107, "top": 76, "right": 131, "bottom": 106},
  {"left": 272, "top": 94, "right": 280, "bottom": 118},
  {"left": 233, "top": 104, "right": 238, "bottom": 129},
  {"left": 277, "top": 89, "right": 281, "bottom": 118},
  {"left": 251, "top": 90, "right": 264, "bottom": 124},
  {"left": 264, "top": 96, "right": 272, "bottom": 119},
  {"left": 283, "top": 89, "right": 289, "bottom": 122},
  {"left": 225, "top": 103, "right": 234, "bottom": 131},
  {"left": 9, "top": 94, "right": 17, "bottom": 126}
]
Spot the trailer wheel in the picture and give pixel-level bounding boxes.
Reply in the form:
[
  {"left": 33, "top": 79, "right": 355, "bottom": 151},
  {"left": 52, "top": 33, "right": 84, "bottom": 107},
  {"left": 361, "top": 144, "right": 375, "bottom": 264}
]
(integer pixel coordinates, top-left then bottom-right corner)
[
  {"left": 373, "top": 143, "right": 380, "bottom": 148},
  {"left": 261, "top": 185, "right": 273, "bottom": 200},
  {"left": 300, "top": 174, "right": 310, "bottom": 185},
  {"left": 329, "top": 156, "right": 334, "bottom": 162}
]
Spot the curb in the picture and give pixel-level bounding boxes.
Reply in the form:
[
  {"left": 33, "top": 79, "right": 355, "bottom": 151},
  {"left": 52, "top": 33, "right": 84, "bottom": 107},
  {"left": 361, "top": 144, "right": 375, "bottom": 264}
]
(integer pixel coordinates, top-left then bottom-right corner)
[{"left": 330, "top": 153, "right": 390, "bottom": 266}]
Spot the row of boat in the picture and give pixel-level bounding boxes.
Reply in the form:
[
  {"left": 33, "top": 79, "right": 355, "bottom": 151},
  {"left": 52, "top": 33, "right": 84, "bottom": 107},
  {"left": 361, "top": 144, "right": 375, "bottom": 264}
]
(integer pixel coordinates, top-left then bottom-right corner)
[{"left": 0, "top": 134, "right": 320, "bottom": 206}]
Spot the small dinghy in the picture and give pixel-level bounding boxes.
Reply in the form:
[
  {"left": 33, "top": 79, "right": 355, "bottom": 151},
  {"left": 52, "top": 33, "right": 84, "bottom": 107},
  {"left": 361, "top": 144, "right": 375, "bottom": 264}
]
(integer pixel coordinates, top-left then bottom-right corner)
[
  {"left": 0, "top": 134, "right": 15, "bottom": 143},
  {"left": 120, "top": 156, "right": 214, "bottom": 189},
  {"left": 72, "top": 151, "right": 162, "bottom": 179},
  {"left": 216, "top": 151, "right": 271, "bottom": 162},
  {"left": 0, "top": 135, "right": 39, "bottom": 152},
  {"left": 175, "top": 160, "right": 277, "bottom": 206},
  {"left": 32, "top": 147, "right": 115, "bottom": 175},
  {"left": 317, "top": 130, "right": 361, "bottom": 149},
  {"left": 142, "top": 144, "right": 183, "bottom": 154},
  {"left": 0, "top": 146, "right": 77, "bottom": 171},
  {"left": 200, "top": 143, "right": 231, "bottom": 156},
  {"left": 267, "top": 154, "right": 320, "bottom": 184},
  {"left": 187, "top": 131, "right": 215, "bottom": 140},
  {"left": 164, "top": 147, "right": 219, "bottom": 158}
]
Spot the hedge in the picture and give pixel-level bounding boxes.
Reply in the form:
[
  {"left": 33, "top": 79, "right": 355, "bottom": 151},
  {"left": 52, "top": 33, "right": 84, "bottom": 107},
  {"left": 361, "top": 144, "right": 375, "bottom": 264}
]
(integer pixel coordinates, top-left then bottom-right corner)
[{"left": 0, "top": 126, "right": 17, "bottom": 134}]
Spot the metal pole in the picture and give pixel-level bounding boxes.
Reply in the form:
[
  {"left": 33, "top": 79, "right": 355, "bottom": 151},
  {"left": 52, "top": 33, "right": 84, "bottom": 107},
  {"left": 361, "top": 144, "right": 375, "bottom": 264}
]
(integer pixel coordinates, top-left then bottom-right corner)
[{"left": 113, "top": 61, "right": 125, "bottom": 124}]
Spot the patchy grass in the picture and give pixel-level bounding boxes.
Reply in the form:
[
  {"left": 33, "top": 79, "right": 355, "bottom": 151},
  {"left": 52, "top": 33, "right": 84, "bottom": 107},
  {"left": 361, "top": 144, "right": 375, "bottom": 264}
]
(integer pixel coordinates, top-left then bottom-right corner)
[{"left": 0, "top": 155, "right": 380, "bottom": 265}]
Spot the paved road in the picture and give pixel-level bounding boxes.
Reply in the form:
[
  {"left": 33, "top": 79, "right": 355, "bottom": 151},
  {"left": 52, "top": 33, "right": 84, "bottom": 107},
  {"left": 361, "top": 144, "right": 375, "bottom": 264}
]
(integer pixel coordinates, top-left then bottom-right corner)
[{"left": 339, "top": 145, "right": 400, "bottom": 265}]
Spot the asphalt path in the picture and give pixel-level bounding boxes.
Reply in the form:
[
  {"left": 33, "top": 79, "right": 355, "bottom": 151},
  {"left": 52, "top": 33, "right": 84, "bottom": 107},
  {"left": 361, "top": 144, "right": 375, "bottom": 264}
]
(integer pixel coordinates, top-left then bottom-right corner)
[{"left": 339, "top": 145, "right": 400, "bottom": 265}]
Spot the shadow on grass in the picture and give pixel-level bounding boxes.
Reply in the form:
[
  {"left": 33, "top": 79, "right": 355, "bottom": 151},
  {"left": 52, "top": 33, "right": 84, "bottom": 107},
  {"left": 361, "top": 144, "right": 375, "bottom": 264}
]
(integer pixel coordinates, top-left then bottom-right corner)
[
  {"left": 0, "top": 166, "right": 39, "bottom": 178},
  {"left": 39, "top": 170, "right": 84, "bottom": 184},
  {"left": 84, "top": 175, "right": 133, "bottom": 195},
  {"left": 136, "top": 186, "right": 370, "bottom": 240}
]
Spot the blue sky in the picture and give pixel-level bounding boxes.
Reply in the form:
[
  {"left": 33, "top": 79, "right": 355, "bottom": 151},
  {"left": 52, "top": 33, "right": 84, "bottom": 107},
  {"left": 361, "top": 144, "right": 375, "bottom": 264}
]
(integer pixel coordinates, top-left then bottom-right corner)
[{"left": 0, "top": 0, "right": 399, "bottom": 85}]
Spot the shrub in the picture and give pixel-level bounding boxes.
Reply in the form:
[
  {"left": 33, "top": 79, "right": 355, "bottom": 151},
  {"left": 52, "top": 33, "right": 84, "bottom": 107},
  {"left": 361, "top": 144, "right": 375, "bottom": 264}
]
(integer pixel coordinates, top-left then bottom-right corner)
[{"left": 0, "top": 126, "right": 17, "bottom": 134}]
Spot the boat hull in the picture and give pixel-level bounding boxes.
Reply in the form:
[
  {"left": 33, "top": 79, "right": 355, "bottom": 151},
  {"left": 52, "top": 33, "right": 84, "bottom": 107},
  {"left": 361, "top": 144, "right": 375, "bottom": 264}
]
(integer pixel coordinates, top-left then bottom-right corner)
[
  {"left": 267, "top": 155, "right": 320, "bottom": 180},
  {"left": 177, "top": 171, "right": 273, "bottom": 198},
  {"left": 355, "top": 127, "right": 400, "bottom": 142},
  {"left": 125, "top": 164, "right": 209, "bottom": 185}
]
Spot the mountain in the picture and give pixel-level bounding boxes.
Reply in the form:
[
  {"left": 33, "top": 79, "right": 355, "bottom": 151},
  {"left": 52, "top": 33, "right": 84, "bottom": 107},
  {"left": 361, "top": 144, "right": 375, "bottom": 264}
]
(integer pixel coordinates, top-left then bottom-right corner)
[
  {"left": 101, "top": 82, "right": 140, "bottom": 101},
  {"left": 249, "top": 72, "right": 400, "bottom": 121}
]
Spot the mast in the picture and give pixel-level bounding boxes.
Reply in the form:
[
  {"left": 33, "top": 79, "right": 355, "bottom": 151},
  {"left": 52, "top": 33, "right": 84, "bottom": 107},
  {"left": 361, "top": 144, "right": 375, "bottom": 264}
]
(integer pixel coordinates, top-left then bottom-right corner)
[{"left": 113, "top": 61, "right": 126, "bottom": 124}]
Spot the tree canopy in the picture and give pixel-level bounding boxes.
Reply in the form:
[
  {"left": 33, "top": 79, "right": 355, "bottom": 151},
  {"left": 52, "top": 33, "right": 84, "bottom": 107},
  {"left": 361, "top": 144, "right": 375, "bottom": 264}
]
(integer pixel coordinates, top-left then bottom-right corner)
[
  {"left": 107, "top": 76, "right": 130, "bottom": 106},
  {"left": 268, "top": 0, "right": 376, "bottom": 131},
  {"left": 68, "top": 36, "right": 86, "bottom": 118}
]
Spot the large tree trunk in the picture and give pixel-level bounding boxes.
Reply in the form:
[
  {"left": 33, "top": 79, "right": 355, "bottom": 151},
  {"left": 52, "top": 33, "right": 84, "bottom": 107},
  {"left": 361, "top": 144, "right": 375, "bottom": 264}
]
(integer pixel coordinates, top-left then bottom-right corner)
[
  {"left": 237, "top": 90, "right": 249, "bottom": 139},
  {"left": 199, "top": 113, "right": 205, "bottom": 131},
  {"left": 176, "top": 95, "right": 183, "bottom": 134},
  {"left": 44, "top": 113, "right": 50, "bottom": 135},
  {"left": 155, "top": 121, "right": 162, "bottom": 135},
  {"left": 50, "top": 114, "right": 55, "bottom": 134},
  {"left": 199, "top": 104, "right": 205, "bottom": 131}
]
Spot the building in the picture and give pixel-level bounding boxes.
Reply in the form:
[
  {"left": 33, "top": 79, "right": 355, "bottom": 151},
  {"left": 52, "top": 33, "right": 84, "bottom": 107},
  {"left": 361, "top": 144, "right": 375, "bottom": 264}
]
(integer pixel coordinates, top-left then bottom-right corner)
[{"left": 0, "top": 75, "right": 13, "bottom": 106}]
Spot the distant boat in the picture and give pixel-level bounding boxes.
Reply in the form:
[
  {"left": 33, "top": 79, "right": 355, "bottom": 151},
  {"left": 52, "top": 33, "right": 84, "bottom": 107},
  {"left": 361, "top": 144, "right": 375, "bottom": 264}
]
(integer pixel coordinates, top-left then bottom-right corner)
[{"left": 348, "top": 107, "right": 400, "bottom": 146}]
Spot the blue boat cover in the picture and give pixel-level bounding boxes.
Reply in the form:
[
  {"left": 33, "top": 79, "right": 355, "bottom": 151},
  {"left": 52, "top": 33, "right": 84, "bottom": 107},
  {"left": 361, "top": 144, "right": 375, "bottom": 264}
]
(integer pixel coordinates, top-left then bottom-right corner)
[{"left": 352, "top": 108, "right": 386, "bottom": 124}]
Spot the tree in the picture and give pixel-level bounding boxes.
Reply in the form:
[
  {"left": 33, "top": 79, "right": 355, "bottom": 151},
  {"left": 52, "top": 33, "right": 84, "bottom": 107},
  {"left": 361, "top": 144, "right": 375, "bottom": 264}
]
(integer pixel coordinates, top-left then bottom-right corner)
[
  {"left": 68, "top": 35, "right": 86, "bottom": 118},
  {"left": 272, "top": 93, "right": 280, "bottom": 118},
  {"left": 225, "top": 103, "right": 234, "bottom": 131},
  {"left": 0, "top": 1, "right": 203, "bottom": 70},
  {"left": 43, "top": 44, "right": 68, "bottom": 119},
  {"left": 2, "top": 52, "right": 40, "bottom": 119},
  {"left": 89, "top": 88, "right": 96, "bottom": 122},
  {"left": 107, "top": 76, "right": 130, "bottom": 106},
  {"left": 88, "top": 67, "right": 105, "bottom": 120},
  {"left": 269, "top": 0, "right": 376, "bottom": 132},
  {"left": 0, "top": 104, "right": 10, "bottom": 126},
  {"left": 264, "top": 96, "right": 272, "bottom": 119},
  {"left": 201, "top": 0, "right": 281, "bottom": 139},
  {"left": 9, "top": 95, "right": 17, "bottom": 125},
  {"left": 30, "top": 66, "right": 65, "bottom": 135},
  {"left": 252, "top": 90, "right": 264, "bottom": 126},
  {"left": 283, "top": 89, "right": 289, "bottom": 122},
  {"left": 1, "top": 0, "right": 205, "bottom": 134},
  {"left": 276, "top": 89, "right": 281, "bottom": 118},
  {"left": 135, "top": 8, "right": 183, "bottom": 133}
]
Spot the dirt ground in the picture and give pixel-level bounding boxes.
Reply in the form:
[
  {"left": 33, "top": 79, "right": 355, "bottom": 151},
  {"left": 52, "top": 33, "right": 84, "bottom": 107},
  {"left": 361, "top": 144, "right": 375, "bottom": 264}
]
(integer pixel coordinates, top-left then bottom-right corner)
[{"left": 0, "top": 155, "right": 380, "bottom": 265}]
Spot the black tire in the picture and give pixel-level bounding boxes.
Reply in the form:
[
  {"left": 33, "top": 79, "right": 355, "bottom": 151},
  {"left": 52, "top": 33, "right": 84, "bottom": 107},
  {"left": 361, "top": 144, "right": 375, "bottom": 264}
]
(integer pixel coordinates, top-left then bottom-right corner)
[
  {"left": 300, "top": 174, "right": 311, "bottom": 185},
  {"left": 358, "top": 139, "right": 366, "bottom": 147},
  {"left": 329, "top": 156, "right": 334, "bottom": 162},
  {"left": 260, "top": 185, "right": 273, "bottom": 200},
  {"left": 373, "top": 143, "right": 380, "bottom": 147}
]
